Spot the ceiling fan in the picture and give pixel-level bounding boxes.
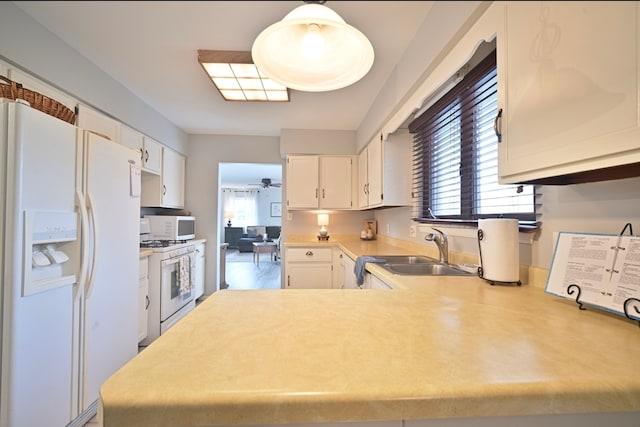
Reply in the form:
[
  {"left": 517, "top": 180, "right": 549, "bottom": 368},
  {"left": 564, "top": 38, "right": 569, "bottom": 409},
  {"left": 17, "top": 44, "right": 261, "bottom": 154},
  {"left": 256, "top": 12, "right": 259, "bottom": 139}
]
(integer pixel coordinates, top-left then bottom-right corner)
[{"left": 250, "top": 178, "right": 282, "bottom": 188}]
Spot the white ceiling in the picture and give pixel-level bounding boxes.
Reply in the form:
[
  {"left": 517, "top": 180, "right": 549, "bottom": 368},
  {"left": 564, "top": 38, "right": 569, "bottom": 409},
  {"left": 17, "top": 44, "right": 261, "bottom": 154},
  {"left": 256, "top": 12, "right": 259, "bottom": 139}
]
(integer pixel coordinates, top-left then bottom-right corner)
[
  {"left": 219, "top": 162, "right": 282, "bottom": 189},
  {"left": 12, "top": 1, "right": 436, "bottom": 185},
  {"left": 13, "top": 1, "right": 434, "bottom": 136}
]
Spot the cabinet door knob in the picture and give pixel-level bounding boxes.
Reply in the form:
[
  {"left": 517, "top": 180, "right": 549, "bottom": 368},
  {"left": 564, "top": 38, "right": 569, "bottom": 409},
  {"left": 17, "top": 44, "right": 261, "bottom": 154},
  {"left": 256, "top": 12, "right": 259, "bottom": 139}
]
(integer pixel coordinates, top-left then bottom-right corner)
[
  {"left": 163, "top": 185, "right": 167, "bottom": 195},
  {"left": 305, "top": 251, "right": 313, "bottom": 256},
  {"left": 494, "top": 108, "right": 503, "bottom": 143}
]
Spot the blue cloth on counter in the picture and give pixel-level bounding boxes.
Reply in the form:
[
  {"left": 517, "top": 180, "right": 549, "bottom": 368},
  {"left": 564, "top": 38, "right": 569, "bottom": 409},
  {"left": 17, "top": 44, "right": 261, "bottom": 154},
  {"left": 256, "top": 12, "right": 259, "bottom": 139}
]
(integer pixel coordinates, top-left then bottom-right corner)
[{"left": 354, "top": 256, "right": 386, "bottom": 286}]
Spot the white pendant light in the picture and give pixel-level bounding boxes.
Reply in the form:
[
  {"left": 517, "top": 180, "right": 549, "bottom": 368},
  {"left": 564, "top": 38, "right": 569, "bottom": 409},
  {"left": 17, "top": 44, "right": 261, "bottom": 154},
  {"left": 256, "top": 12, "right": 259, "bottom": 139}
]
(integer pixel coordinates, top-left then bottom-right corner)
[{"left": 251, "top": 1, "right": 374, "bottom": 92}]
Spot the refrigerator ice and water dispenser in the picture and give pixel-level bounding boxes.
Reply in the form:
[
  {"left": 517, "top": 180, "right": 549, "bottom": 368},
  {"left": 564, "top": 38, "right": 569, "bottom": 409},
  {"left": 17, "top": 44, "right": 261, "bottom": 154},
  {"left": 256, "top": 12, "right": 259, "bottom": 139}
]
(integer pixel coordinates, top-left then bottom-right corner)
[{"left": 24, "top": 210, "right": 78, "bottom": 296}]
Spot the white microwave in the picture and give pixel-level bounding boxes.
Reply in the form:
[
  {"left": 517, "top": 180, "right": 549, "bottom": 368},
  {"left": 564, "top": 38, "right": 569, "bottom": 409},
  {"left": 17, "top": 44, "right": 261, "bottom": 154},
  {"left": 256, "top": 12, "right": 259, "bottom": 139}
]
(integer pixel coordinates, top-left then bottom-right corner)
[{"left": 145, "top": 215, "right": 196, "bottom": 241}]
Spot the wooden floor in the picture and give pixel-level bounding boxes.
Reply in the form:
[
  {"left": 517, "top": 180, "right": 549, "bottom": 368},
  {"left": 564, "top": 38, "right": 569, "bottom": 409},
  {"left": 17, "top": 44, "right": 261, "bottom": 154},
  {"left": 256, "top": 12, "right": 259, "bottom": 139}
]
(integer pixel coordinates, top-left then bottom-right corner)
[{"left": 225, "top": 248, "right": 282, "bottom": 289}]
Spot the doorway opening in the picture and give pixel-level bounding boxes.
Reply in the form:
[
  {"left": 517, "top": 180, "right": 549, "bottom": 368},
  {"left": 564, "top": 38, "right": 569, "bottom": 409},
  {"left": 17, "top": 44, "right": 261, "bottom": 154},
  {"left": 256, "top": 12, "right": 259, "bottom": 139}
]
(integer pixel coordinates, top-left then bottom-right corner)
[{"left": 219, "top": 162, "right": 282, "bottom": 290}]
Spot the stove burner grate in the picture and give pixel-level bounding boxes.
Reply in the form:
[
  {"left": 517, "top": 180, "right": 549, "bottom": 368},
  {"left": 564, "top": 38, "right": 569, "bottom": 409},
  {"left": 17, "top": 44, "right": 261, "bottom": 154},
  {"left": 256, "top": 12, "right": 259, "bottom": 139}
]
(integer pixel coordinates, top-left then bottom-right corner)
[{"left": 140, "top": 240, "right": 188, "bottom": 248}]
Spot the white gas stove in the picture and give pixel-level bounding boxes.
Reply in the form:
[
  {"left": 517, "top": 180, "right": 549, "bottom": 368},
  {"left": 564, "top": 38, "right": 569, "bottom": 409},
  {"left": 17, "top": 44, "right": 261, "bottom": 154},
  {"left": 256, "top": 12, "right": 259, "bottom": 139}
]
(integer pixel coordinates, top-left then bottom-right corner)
[{"left": 139, "top": 219, "right": 196, "bottom": 346}]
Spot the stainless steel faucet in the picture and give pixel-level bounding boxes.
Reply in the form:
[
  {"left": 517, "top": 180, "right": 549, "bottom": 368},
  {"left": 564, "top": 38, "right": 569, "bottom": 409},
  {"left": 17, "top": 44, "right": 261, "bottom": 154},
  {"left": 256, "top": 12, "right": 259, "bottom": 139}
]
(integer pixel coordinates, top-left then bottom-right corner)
[{"left": 425, "top": 227, "right": 448, "bottom": 264}]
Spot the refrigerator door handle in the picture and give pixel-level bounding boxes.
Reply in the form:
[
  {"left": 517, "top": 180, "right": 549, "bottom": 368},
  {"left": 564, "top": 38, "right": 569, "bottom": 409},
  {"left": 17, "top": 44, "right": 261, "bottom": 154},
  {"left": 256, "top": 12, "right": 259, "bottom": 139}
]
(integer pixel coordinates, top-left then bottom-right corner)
[
  {"left": 76, "top": 190, "right": 90, "bottom": 293},
  {"left": 85, "top": 192, "right": 99, "bottom": 298}
]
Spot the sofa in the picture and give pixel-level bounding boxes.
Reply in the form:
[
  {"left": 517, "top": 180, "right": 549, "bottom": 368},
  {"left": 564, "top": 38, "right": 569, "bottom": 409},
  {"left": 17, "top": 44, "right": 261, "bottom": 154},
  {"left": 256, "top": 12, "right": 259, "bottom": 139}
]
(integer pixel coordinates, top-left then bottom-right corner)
[{"left": 237, "top": 226, "right": 281, "bottom": 252}]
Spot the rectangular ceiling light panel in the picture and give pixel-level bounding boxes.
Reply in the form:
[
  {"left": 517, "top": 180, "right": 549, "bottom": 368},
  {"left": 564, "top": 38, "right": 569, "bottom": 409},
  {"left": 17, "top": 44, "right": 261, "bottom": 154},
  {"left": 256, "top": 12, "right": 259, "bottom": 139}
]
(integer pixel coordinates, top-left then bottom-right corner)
[{"left": 198, "top": 50, "right": 289, "bottom": 102}]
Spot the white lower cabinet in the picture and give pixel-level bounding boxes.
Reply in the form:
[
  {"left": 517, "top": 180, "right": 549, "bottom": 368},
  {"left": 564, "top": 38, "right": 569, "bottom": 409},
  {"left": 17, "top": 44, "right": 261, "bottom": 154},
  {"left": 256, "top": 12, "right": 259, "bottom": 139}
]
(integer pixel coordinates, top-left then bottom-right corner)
[
  {"left": 342, "top": 254, "right": 358, "bottom": 289},
  {"left": 335, "top": 251, "right": 390, "bottom": 290},
  {"left": 335, "top": 250, "right": 359, "bottom": 289},
  {"left": 285, "top": 247, "right": 333, "bottom": 289},
  {"left": 138, "top": 256, "right": 149, "bottom": 343},
  {"left": 367, "top": 273, "right": 393, "bottom": 290},
  {"left": 334, "top": 250, "right": 345, "bottom": 289},
  {"left": 194, "top": 241, "right": 206, "bottom": 300}
]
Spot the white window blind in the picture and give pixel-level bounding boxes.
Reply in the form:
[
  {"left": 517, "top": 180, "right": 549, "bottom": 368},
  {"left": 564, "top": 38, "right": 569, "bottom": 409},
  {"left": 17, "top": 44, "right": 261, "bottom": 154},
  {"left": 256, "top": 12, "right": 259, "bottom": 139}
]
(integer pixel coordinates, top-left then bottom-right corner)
[{"left": 409, "top": 49, "right": 539, "bottom": 227}]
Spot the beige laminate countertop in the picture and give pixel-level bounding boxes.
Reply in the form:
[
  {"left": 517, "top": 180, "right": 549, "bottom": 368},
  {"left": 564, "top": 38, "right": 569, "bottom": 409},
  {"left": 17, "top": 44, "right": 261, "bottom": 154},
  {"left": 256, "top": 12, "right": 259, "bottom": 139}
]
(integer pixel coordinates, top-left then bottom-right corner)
[
  {"left": 139, "top": 248, "right": 154, "bottom": 258},
  {"left": 101, "top": 239, "right": 640, "bottom": 426}
]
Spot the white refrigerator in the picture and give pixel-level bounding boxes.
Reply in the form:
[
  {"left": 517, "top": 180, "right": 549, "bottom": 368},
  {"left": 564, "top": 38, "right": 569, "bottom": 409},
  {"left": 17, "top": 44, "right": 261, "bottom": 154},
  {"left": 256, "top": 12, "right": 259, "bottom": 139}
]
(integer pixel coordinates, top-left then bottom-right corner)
[{"left": 0, "top": 100, "right": 141, "bottom": 426}]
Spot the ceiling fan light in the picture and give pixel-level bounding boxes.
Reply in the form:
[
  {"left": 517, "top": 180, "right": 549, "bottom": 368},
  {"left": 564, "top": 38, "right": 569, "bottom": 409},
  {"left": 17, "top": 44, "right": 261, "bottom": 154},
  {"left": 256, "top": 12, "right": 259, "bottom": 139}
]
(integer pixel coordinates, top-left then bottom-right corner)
[{"left": 251, "top": 3, "right": 374, "bottom": 92}]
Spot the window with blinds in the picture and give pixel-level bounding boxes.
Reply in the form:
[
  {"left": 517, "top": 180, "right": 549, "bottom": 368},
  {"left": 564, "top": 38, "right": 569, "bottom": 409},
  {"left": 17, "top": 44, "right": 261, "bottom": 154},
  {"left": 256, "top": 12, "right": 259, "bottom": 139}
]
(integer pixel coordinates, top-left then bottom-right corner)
[{"left": 408, "top": 49, "right": 538, "bottom": 227}]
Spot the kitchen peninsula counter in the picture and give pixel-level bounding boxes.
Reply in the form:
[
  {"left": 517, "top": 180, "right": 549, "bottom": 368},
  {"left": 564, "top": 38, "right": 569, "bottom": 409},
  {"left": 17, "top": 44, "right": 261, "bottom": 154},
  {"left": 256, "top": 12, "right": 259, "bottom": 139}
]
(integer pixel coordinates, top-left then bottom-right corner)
[{"left": 101, "top": 242, "right": 640, "bottom": 426}]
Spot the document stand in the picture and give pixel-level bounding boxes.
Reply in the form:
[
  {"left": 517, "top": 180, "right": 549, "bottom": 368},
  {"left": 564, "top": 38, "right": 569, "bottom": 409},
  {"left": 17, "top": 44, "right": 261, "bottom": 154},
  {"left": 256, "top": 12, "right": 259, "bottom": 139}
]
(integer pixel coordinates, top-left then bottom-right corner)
[{"left": 563, "top": 223, "right": 640, "bottom": 328}]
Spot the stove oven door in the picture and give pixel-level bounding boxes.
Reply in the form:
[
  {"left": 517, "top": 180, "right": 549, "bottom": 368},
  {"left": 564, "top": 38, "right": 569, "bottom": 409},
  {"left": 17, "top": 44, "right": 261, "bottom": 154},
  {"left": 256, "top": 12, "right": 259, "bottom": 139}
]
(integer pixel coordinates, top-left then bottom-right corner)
[{"left": 160, "top": 252, "right": 195, "bottom": 322}]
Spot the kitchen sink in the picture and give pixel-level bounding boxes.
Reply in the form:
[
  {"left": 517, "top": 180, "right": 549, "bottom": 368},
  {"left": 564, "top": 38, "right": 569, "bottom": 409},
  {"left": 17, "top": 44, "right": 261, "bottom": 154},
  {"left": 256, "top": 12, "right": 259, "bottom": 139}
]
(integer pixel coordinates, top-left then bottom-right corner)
[
  {"left": 381, "top": 262, "right": 472, "bottom": 276},
  {"left": 364, "top": 255, "right": 474, "bottom": 276},
  {"left": 371, "top": 255, "right": 435, "bottom": 264}
]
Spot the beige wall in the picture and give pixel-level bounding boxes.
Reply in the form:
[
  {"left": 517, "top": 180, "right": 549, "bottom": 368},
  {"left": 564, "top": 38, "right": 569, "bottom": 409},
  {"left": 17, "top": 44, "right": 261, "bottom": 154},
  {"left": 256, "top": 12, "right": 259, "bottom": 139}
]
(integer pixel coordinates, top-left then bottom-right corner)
[
  {"left": 187, "top": 134, "right": 283, "bottom": 295},
  {"left": 280, "top": 129, "right": 357, "bottom": 155},
  {"left": 4, "top": 0, "right": 638, "bottom": 291},
  {"left": 0, "top": 2, "right": 188, "bottom": 154},
  {"left": 372, "top": 177, "right": 640, "bottom": 272}
]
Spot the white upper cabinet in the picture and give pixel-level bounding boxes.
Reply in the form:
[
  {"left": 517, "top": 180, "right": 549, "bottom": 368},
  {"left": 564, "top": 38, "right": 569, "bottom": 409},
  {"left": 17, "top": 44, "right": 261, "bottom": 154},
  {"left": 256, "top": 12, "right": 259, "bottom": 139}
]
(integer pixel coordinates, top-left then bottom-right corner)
[
  {"left": 498, "top": 1, "right": 640, "bottom": 184},
  {"left": 286, "top": 155, "right": 353, "bottom": 210},
  {"left": 359, "top": 131, "right": 411, "bottom": 209},
  {"left": 358, "top": 135, "right": 382, "bottom": 208},
  {"left": 286, "top": 155, "right": 319, "bottom": 209},
  {"left": 76, "top": 104, "right": 120, "bottom": 143},
  {"left": 120, "top": 124, "right": 143, "bottom": 152},
  {"left": 141, "top": 136, "right": 163, "bottom": 175},
  {"left": 319, "top": 156, "right": 353, "bottom": 209},
  {"left": 120, "top": 126, "right": 162, "bottom": 176},
  {"left": 141, "top": 146, "right": 186, "bottom": 209},
  {"left": 162, "top": 147, "right": 185, "bottom": 208}
]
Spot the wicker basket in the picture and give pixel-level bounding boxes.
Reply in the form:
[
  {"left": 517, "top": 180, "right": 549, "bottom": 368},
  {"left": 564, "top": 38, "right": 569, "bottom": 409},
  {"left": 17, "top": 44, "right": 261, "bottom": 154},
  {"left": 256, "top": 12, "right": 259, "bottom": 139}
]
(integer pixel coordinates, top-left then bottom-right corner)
[{"left": 0, "top": 75, "right": 76, "bottom": 125}]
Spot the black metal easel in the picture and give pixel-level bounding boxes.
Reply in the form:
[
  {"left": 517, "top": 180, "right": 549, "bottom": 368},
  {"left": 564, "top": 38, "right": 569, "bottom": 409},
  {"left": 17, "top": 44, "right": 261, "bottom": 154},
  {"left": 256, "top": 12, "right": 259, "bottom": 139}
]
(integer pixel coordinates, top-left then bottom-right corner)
[{"left": 566, "top": 222, "right": 639, "bottom": 327}]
